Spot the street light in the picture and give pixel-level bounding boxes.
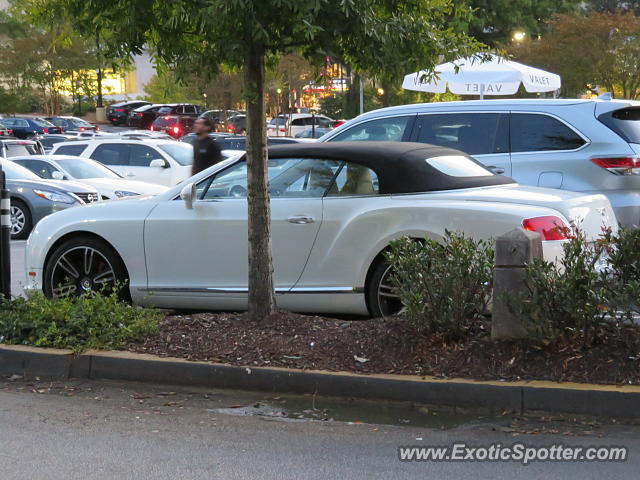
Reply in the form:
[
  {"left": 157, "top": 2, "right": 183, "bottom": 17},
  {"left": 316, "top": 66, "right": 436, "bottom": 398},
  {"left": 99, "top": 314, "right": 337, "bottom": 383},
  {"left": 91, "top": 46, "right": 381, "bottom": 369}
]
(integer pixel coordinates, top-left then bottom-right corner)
[{"left": 512, "top": 31, "right": 526, "bottom": 42}]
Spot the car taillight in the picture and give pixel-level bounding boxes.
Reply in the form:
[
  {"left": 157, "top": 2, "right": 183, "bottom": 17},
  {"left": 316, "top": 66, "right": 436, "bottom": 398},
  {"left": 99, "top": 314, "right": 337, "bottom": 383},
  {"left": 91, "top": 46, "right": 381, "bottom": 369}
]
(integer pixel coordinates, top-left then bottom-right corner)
[
  {"left": 115, "top": 108, "right": 125, "bottom": 112},
  {"left": 591, "top": 156, "right": 640, "bottom": 175},
  {"left": 95, "top": 126, "right": 100, "bottom": 131},
  {"left": 172, "top": 126, "right": 180, "bottom": 135},
  {"left": 80, "top": 127, "right": 85, "bottom": 131},
  {"left": 136, "top": 113, "right": 143, "bottom": 117},
  {"left": 150, "top": 125, "right": 154, "bottom": 131},
  {"left": 43, "top": 127, "right": 48, "bottom": 133},
  {"left": 164, "top": 116, "right": 169, "bottom": 120},
  {"left": 522, "top": 216, "right": 570, "bottom": 241}
]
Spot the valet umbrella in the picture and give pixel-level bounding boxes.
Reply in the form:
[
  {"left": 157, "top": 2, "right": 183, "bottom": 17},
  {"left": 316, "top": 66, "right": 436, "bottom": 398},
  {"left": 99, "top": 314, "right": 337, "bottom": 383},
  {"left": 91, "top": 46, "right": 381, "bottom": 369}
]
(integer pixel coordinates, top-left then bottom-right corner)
[{"left": 402, "top": 56, "right": 561, "bottom": 99}]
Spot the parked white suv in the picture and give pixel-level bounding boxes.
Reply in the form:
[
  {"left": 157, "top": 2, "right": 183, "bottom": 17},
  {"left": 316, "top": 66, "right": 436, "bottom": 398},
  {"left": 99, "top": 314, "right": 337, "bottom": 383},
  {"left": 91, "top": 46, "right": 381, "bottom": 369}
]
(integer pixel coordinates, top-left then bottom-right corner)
[
  {"left": 268, "top": 113, "right": 333, "bottom": 137},
  {"left": 50, "top": 139, "right": 193, "bottom": 186},
  {"left": 321, "top": 98, "right": 640, "bottom": 226}
]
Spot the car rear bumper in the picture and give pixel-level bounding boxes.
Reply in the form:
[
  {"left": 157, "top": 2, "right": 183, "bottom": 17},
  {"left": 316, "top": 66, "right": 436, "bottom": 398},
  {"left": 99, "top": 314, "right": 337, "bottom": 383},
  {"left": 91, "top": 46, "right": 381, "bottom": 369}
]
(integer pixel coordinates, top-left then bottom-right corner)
[{"left": 585, "top": 190, "right": 640, "bottom": 227}]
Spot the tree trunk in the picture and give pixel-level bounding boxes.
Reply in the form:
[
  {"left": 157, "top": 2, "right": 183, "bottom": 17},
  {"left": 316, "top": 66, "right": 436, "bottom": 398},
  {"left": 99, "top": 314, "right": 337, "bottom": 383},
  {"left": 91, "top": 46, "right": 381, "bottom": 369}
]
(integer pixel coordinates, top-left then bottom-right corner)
[{"left": 244, "top": 44, "right": 277, "bottom": 322}]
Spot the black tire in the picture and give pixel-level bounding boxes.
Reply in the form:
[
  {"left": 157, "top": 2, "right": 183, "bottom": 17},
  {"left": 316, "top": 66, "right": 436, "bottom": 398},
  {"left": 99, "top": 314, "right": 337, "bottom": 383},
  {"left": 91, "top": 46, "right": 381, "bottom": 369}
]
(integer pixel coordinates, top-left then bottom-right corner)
[
  {"left": 366, "top": 259, "right": 403, "bottom": 318},
  {"left": 10, "top": 199, "right": 32, "bottom": 240},
  {"left": 43, "top": 236, "right": 130, "bottom": 300}
]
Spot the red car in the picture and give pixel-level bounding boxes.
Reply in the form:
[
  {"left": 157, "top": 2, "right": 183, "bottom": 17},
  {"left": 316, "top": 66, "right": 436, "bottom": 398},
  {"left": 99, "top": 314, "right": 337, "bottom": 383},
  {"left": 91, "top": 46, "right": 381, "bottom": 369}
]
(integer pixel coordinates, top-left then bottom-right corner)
[
  {"left": 0, "top": 122, "right": 13, "bottom": 137},
  {"left": 150, "top": 115, "right": 195, "bottom": 138}
]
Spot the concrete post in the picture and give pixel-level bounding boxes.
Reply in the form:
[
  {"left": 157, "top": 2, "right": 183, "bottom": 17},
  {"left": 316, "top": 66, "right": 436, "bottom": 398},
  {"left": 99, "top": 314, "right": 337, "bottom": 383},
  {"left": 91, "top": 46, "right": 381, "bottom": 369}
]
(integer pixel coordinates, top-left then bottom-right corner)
[{"left": 491, "top": 228, "right": 543, "bottom": 341}]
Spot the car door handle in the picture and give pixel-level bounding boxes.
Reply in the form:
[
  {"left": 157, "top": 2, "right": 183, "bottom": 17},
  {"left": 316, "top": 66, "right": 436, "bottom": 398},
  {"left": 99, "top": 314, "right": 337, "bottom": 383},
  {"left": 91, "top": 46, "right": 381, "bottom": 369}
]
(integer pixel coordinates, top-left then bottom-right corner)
[
  {"left": 287, "top": 216, "right": 315, "bottom": 224},
  {"left": 487, "top": 166, "right": 505, "bottom": 175},
  {"left": 125, "top": 172, "right": 135, "bottom": 177}
]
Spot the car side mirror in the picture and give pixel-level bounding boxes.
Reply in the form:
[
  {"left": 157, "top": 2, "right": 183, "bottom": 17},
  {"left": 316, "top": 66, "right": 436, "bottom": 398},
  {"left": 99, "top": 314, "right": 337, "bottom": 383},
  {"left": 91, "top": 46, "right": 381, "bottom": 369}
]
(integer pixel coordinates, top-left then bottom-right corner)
[
  {"left": 51, "top": 171, "right": 64, "bottom": 180},
  {"left": 150, "top": 158, "right": 168, "bottom": 168},
  {"left": 180, "top": 182, "right": 197, "bottom": 209}
]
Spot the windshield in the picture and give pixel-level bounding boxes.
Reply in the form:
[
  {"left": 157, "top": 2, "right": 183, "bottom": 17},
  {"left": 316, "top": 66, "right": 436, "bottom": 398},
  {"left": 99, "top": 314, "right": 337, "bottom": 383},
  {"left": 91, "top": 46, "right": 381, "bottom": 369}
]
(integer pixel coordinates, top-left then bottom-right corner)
[
  {"left": 68, "top": 117, "right": 90, "bottom": 126},
  {"left": 33, "top": 118, "right": 55, "bottom": 127},
  {"left": 5, "top": 143, "right": 40, "bottom": 157},
  {"left": 158, "top": 143, "right": 193, "bottom": 166},
  {"left": 0, "top": 160, "right": 41, "bottom": 179},
  {"left": 56, "top": 158, "right": 120, "bottom": 179},
  {"left": 269, "top": 116, "right": 286, "bottom": 126}
]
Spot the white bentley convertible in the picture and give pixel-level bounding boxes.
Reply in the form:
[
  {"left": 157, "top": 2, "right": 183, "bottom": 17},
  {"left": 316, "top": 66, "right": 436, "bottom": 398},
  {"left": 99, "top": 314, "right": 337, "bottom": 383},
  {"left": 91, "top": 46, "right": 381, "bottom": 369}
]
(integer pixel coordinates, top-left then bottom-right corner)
[{"left": 25, "top": 142, "right": 617, "bottom": 317}]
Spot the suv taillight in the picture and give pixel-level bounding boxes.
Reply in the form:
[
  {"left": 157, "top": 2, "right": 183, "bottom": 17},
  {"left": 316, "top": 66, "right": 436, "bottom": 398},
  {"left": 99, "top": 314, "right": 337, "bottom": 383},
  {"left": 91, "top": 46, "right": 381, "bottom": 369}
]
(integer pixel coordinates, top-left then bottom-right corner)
[
  {"left": 522, "top": 216, "right": 570, "bottom": 241},
  {"left": 591, "top": 156, "right": 640, "bottom": 175}
]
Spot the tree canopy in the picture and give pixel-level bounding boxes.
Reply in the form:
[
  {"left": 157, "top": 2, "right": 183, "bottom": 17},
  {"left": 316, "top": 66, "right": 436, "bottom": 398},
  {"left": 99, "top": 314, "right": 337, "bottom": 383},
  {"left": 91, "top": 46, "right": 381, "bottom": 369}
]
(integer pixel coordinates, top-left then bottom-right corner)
[{"left": 509, "top": 11, "right": 640, "bottom": 99}]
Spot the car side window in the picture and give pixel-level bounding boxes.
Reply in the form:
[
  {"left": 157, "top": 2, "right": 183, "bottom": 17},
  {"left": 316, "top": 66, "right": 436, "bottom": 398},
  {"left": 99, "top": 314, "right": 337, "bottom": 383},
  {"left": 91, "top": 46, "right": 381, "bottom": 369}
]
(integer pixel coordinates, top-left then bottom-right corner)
[
  {"left": 90, "top": 144, "right": 130, "bottom": 166},
  {"left": 20, "top": 159, "right": 59, "bottom": 179},
  {"left": 416, "top": 113, "right": 509, "bottom": 156},
  {"left": 510, "top": 113, "right": 585, "bottom": 152},
  {"left": 54, "top": 144, "right": 87, "bottom": 156},
  {"left": 129, "top": 144, "right": 162, "bottom": 167},
  {"left": 327, "top": 162, "right": 379, "bottom": 196},
  {"left": 197, "top": 158, "right": 340, "bottom": 200},
  {"left": 331, "top": 116, "right": 412, "bottom": 142},
  {"left": 17, "top": 119, "right": 29, "bottom": 127}
]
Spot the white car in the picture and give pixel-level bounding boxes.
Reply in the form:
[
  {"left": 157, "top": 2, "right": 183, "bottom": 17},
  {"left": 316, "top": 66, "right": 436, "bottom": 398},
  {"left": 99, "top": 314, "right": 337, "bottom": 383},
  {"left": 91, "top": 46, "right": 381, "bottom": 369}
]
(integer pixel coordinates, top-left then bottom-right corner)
[
  {"left": 267, "top": 113, "right": 334, "bottom": 137},
  {"left": 9, "top": 155, "right": 169, "bottom": 200},
  {"left": 50, "top": 139, "right": 194, "bottom": 186},
  {"left": 24, "top": 142, "right": 616, "bottom": 317}
]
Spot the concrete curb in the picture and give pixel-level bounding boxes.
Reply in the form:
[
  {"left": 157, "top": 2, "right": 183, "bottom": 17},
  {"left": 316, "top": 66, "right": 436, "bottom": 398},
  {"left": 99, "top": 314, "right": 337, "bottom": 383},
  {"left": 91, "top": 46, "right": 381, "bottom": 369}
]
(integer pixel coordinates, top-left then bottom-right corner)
[{"left": 1, "top": 344, "right": 639, "bottom": 417}]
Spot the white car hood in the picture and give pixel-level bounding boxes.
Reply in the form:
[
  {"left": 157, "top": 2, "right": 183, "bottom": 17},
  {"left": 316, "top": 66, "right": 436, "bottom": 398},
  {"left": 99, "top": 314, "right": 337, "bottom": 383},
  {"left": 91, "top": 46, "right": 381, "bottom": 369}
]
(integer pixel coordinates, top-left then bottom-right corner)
[{"left": 83, "top": 177, "right": 169, "bottom": 196}]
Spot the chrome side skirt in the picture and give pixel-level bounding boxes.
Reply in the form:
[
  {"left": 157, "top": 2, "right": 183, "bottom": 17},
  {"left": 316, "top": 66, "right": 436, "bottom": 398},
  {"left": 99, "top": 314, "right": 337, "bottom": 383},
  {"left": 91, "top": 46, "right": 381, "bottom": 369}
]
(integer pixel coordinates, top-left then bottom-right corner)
[{"left": 139, "top": 286, "right": 364, "bottom": 295}]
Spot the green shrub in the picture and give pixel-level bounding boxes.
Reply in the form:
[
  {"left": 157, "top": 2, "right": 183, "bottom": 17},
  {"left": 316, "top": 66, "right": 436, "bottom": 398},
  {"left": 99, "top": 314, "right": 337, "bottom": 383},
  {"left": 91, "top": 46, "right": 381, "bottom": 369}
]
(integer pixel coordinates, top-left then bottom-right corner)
[
  {"left": 386, "top": 232, "right": 494, "bottom": 337},
  {"left": 601, "top": 227, "right": 640, "bottom": 319},
  {"left": 507, "top": 227, "right": 639, "bottom": 346},
  {"left": 0, "top": 291, "right": 161, "bottom": 353}
]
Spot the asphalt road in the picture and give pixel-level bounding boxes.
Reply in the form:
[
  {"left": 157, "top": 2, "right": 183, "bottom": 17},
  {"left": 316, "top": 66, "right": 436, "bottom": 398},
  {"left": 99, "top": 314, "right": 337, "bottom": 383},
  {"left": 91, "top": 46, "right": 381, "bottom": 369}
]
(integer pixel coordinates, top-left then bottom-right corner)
[{"left": 0, "top": 377, "right": 638, "bottom": 480}]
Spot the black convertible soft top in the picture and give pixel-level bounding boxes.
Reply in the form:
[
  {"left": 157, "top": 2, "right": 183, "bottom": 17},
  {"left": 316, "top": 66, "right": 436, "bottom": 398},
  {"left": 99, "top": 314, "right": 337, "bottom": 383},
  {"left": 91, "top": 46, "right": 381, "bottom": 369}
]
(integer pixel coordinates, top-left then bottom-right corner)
[{"left": 267, "top": 141, "right": 515, "bottom": 194}]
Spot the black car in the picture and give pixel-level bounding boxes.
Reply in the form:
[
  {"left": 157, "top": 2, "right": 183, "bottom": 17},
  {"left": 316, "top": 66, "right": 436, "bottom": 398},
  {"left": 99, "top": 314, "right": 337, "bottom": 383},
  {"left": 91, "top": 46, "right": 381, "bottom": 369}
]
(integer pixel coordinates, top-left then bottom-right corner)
[
  {"left": 45, "top": 116, "right": 99, "bottom": 133},
  {"left": 150, "top": 115, "right": 196, "bottom": 138},
  {"left": 199, "top": 109, "right": 241, "bottom": 131},
  {"left": 126, "top": 104, "right": 164, "bottom": 129},
  {"left": 107, "top": 101, "right": 151, "bottom": 125},
  {"left": 0, "top": 117, "right": 63, "bottom": 139},
  {"left": 0, "top": 139, "right": 44, "bottom": 158},
  {"left": 36, "top": 134, "right": 77, "bottom": 153}
]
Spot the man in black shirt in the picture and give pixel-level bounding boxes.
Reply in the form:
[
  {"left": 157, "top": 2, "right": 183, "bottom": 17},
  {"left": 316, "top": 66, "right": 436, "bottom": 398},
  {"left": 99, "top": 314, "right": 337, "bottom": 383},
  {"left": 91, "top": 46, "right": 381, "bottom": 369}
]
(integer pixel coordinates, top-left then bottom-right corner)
[{"left": 192, "top": 117, "right": 223, "bottom": 175}]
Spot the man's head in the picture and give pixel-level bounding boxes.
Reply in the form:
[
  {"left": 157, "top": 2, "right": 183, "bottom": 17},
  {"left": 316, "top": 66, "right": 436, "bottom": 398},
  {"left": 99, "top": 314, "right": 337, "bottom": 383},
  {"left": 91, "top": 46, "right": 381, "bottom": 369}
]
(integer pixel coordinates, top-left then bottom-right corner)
[{"left": 193, "top": 117, "right": 214, "bottom": 137}]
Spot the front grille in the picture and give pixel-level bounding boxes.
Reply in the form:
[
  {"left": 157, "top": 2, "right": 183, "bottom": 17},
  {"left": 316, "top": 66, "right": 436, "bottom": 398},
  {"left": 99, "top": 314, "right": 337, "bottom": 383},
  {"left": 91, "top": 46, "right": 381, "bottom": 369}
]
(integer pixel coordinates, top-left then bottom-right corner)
[{"left": 75, "top": 192, "right": 100, "bottom": 204}]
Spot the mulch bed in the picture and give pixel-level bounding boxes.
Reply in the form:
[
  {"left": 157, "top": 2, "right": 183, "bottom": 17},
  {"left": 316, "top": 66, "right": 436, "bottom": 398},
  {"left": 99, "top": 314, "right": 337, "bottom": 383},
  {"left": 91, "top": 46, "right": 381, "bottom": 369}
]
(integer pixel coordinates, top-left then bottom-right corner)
[{"left": 131, "top": 312, "right": 640, "bottom": 386}]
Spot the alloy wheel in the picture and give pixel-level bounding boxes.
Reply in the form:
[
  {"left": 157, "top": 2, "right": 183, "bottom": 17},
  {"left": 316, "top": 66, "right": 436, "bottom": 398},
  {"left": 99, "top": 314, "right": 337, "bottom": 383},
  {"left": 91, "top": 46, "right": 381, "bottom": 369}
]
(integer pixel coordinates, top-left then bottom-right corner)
[
  {"left": 10, "top": 205, "right": 26, "bottom": 236},
  {"left": 50, "top": 246, "right": 116, "bottom": 297},
  {"left": 376, "top": 264, "right": 403, "bottom": 316}
]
